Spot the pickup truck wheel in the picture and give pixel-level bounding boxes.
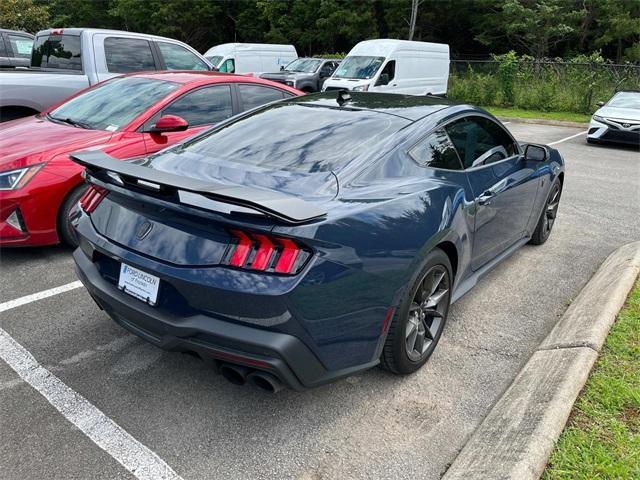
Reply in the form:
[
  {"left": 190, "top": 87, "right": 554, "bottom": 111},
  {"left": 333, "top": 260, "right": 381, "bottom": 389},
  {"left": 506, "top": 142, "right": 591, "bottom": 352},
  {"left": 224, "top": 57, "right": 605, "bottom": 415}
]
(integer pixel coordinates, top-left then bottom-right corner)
[
  {"left": 381, "top": 248, "right": 452, "bottom": 374},
  {"left": 58, "top": 185, "right": 87, "bottom": 247}
]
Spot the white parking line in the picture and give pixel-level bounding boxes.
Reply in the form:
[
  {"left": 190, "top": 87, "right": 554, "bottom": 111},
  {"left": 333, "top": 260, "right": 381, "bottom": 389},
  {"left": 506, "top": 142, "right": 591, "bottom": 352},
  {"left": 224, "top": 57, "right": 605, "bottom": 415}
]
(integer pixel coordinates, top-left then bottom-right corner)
[
  {"left": 0, "top": 281, "right": 84, "bottom": 313},
  {"left": 548, "top": 130, "right": 587, "bottom": 146},
  {"left": 0, "top": 284, "right": 184, "bottom": 480},
  {"left": 0, "top": 329, "right": 183, "bottom": 480}
]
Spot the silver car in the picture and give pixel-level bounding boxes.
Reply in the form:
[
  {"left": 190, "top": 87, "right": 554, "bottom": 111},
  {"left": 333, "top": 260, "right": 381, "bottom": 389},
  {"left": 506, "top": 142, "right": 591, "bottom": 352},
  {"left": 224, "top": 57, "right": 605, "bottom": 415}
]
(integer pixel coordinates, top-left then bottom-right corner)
[{"left": 588, "top": 90, "right": 640, "bottom": 146}]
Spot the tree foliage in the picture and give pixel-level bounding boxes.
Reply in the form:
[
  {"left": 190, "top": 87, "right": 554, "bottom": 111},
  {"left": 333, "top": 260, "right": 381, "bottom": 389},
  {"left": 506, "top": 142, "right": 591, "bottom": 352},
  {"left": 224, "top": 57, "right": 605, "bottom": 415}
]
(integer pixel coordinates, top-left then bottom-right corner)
[{"left": 1, "top": 0, "right": 637, "bottom": 61}]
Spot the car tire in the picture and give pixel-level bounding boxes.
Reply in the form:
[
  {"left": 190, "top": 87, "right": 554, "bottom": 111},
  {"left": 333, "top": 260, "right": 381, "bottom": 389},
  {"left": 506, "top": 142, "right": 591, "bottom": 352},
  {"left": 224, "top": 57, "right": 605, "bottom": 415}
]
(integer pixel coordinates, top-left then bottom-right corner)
[
  {"left": 380, "top": 248, "right": 452, "bottom": 375},
  {"left": 58, "top": 185, "right": 87, "bottom": 247},
  {"left": 529, "top": 178, "right": 562, "bottom": 246}
]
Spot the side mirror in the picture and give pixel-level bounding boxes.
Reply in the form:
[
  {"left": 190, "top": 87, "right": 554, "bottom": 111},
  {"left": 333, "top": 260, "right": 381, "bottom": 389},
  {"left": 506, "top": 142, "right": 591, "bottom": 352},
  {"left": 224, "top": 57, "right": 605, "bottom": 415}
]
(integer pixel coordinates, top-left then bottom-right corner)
[
  {"left": 149, "top": 115, "right": 189, "bottom": 134},
  {"left": 596, "top": 101, "right": 605, "bottom": 107},
  {"left": 524, "top": 144, "right": 548, "bottom": 162},
  {"left": 320, "top": 67, "right": 331, "bottom": 78},
  {"left": 280, "top": 65, "right": 285, "bottom": 71},
  {"left": 376, "top": 73, "right": 390, "bottom": 86}
]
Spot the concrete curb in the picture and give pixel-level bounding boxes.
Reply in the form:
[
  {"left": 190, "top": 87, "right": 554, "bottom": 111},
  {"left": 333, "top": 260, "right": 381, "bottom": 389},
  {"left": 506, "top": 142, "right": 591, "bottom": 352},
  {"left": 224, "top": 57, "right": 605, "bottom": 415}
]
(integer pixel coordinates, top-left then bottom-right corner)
[
  {"left": 443, "top": 241, "right": 640, "bottom": 480},
  {"left": 496, "top": 116, "right": 589, "bottom": 129}
]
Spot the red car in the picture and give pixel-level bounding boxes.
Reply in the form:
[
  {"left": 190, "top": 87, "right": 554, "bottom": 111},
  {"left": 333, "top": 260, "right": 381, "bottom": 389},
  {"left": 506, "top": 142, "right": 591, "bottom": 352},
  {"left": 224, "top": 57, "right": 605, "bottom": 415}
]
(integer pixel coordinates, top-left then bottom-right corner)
[{"left": 0, "top": 71, "right": 300, "bottom": 247}]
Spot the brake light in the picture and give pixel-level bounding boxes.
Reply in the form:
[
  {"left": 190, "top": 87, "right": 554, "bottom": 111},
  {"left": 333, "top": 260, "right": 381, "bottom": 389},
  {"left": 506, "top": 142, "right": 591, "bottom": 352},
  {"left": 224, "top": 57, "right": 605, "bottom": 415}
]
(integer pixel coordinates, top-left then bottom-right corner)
[
  {"left": 225, "top": 230, "right": 310, "bottom": 275},
  {"left": 51, "top": 28, "right": 64, "bottom": 35},
  {"left": 79, "top": 185, "right": 108, "bottom": 214}
]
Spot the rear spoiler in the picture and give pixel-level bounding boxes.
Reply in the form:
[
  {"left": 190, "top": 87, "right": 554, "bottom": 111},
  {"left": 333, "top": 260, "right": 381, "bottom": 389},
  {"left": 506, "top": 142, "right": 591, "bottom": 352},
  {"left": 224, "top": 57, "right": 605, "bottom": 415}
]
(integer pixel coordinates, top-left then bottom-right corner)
[{"left": 70, "top": 150, "right": 327, "bottom": 224}]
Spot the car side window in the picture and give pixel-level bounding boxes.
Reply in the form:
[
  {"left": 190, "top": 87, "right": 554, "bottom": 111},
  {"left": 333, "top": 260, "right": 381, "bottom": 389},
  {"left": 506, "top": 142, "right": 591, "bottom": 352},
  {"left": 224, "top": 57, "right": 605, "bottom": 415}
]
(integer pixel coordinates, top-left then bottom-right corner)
[
  {"left": 445, "top": 116, "right": 518, "bottom": 169},
  {"left": 409, "top": 129, "right": 463, "bottom": 170},
  {"left": 163, "top": 85, "right": 233, "bottom": 126},
  {"left": 0, "top": 36, "right": 7, "bottom": 57},
  {"left": 157, "top": 42, "right": 208, "bottom": 71},
  {"left": 380, "top": 60, "right": 395, "bottom": 81},
  {"left": 238, "top": 84, "right": 285, "bottom": 111},
  {"left": 105, "top": 37, "right": 156, "bottom": 73},
  {"left": 7, "top": 34, "right": 33, "bottom": 59}
]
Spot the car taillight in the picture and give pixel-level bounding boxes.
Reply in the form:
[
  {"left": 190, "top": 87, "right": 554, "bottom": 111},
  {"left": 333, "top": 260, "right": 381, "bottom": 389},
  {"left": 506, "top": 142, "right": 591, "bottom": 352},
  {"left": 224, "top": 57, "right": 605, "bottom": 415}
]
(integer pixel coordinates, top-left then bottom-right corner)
[
  {"left": 79, "top": 185, "right": 108, "bottom": 214},
  {"left": 225, "top": 229, "right": 310, "bottom": 275}
]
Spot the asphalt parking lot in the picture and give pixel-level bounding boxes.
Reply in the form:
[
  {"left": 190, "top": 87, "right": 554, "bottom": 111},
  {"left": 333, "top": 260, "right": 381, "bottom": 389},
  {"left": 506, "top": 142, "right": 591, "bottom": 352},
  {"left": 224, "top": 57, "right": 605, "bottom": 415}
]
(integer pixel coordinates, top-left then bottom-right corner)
[{"left": 1, "top": 122, "right": 638, "bottom": 480}]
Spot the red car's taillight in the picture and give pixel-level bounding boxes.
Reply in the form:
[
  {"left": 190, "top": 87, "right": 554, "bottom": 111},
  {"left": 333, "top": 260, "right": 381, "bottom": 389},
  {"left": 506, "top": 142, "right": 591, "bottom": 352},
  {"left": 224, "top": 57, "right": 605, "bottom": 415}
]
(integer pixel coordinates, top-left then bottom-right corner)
[
  {"left": 225, "top": 229, "right": 310, "bottom": 275},
  {"left": 79, "top": 185, "right": 108, "bottom": 214}
]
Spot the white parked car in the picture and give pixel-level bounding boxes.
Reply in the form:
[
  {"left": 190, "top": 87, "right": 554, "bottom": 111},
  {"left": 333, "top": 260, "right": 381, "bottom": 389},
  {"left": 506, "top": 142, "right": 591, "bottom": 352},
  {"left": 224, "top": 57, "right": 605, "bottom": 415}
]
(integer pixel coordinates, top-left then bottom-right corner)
[
  {"left": 204, "top": 43, "right": 297, "bottom": 75},
  {"left": 321, "top": 39, "right": 449, "bottom": 96},
  {"left": 588, "top": 90, "right": 640, "bottom": 146}
]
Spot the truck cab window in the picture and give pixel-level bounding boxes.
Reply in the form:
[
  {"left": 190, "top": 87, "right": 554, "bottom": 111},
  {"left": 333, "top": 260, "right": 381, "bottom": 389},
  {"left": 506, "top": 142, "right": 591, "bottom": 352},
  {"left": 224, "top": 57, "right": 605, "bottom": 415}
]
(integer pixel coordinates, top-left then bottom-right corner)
[
  {"left": 105, "top": 37, "right": 156, "bottom": 73},
  {"left": 31, "top": 34, "right": 82, "bottom": 71},
  {"left": 157, "top": 42, "right": 208, "bottom": 71}
]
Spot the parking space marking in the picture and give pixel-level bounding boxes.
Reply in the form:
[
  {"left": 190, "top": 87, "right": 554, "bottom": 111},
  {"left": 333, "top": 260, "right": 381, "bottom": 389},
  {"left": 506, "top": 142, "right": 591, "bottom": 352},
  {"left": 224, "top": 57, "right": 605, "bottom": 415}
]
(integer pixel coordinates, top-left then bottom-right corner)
[
  {"left": 0, "top": 327, "right": 183, "bottom": 480},
  {"left": 0, "top": 281, "right": 83, "bottom": 313},
  {"left": 548, "top": 130, "right": 587, "bottom": 146}
]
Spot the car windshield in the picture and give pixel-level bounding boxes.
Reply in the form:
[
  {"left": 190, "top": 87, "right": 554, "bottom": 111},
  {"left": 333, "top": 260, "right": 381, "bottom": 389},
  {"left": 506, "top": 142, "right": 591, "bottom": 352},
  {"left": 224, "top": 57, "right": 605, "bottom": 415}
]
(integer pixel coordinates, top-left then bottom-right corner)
[
  {"left": 332, "top": 56, "right": 385, "bottom": 79},
  {"left": 206, "top": 55, "right": 223, "bottom": 67},
  {"left": 607, "top": 92, "right": 640, "bottom": 109},
  {"left": 48, "top": 77, "right": 178, "bottom": 131},
  {"left": 147, "top": 102, "right": 409, "bottom": 174},
  {"left": 284, "top": 58, "right": 322, "bottom": 73}
]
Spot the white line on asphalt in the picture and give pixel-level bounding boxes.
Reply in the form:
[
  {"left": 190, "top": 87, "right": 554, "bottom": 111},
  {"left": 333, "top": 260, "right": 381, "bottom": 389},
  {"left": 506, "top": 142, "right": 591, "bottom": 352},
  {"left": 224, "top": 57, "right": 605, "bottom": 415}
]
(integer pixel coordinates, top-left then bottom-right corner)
[
  {"left": 0, "top": 281, "right": 83, "bottom": 313},
  {"left": 0, "top": 327, "right": 183, "bottom": 480},
  {"left": 548, "top": 131, "right": 587, "bottom": 146},
  {"left": 502, "top": 121, "right": 511, "bottom": 124}
]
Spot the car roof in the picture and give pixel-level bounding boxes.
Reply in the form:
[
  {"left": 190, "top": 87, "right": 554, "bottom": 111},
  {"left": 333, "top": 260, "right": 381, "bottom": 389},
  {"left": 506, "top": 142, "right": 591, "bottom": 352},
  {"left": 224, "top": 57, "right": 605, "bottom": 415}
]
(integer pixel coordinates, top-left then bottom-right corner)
[
  {"left": 287, "top": 92, "right": 460, "bottom": 121},
  {"left": 122, "top": 70, "right": 281, "bottom": 86},
  {"left": 0, "top": 28, "right": 34, "bottom": 38}
]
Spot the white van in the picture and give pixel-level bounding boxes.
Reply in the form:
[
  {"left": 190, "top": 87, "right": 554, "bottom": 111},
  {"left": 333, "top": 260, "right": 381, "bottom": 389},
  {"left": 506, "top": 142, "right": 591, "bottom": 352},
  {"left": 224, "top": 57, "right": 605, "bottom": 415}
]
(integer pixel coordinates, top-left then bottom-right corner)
[
  {"left": 203, "top": 43, "right": 297, "bottom": 75},
  {"left": 322, "top": 39, "right": 449, "bottom": 96}
]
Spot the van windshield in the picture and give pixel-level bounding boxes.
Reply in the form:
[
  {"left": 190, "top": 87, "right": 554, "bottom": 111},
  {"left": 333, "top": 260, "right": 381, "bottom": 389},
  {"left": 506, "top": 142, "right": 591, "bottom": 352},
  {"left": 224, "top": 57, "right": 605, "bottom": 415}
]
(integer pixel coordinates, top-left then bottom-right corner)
[
  {"left": 206, "top": 55, "right": 223, "bottom": 67},
  {"left": 333, "top": 56, "right": 384, "bottom": 79}
]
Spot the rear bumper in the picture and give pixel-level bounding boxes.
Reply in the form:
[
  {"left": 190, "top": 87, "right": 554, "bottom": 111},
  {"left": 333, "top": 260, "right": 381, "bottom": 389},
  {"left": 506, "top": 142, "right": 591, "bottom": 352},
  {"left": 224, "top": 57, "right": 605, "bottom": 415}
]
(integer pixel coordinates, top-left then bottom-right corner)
[{"left": 74, "top": 248, "right": 378, "bottom": 390}]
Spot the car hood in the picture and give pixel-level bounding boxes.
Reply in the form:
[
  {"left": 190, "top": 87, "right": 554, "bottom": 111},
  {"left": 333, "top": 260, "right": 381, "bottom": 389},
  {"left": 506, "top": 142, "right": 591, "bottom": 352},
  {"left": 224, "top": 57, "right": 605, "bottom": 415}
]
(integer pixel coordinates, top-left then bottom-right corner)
[
  {"left": 595, "top": 106, "right": 640, "bottom": 121},
  {"left": 322, "top": 77, "right": 370, "bottom": 90},
  {"left": 0, "top": 115, "right": 114, "bottom": 170}
]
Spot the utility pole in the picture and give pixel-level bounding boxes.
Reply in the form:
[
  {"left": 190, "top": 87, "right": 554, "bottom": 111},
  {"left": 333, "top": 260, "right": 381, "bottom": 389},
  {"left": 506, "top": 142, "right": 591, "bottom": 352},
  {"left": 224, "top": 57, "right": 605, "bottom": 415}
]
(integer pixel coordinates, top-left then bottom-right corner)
[{"left": 408, "top": 0, "right": 423, "bottom": 41}]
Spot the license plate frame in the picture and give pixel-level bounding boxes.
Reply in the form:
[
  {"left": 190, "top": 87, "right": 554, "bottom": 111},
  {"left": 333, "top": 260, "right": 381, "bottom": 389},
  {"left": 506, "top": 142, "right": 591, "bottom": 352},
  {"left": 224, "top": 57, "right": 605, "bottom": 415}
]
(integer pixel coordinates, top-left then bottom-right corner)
[{"left": 117, "top": 263, "right": 160, "bottom": 306}]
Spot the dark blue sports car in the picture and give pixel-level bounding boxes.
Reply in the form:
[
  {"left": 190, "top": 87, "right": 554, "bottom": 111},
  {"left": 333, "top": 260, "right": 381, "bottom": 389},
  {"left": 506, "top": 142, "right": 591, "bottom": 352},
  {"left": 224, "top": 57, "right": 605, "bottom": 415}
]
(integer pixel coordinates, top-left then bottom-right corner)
[{"left": 71, "top": 92, "right": 564, "bottom": 392}]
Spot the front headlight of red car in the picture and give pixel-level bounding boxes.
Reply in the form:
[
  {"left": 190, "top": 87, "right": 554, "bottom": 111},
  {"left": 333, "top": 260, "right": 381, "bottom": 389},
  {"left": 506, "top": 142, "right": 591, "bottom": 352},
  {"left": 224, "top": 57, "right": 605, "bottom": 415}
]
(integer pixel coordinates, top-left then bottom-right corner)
[{"left": 0, "top": 164, "right": 44, "bottom": 191}]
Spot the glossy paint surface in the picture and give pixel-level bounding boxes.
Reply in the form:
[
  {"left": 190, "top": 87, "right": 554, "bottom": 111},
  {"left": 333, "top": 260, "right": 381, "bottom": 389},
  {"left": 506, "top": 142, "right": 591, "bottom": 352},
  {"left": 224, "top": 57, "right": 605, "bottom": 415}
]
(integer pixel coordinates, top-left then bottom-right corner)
[
  {"left": 0, "top": 71, "right": 300, "bottom": 246},
  {"left": 75, "top": 93, "right": 565, "bottom": 375}
]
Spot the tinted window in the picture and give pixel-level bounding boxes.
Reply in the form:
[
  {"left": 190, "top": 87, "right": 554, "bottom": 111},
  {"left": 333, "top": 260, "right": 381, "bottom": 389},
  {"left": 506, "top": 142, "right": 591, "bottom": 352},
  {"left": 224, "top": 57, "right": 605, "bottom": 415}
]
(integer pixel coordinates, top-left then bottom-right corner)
[
  {"left": 31, "top": 34, "right": 81, "bottom": 70},
  {"left": 445, "top": 116, "right": 518, "bottom": 169},
  {"left": 409, "top": 130, "right": 462, "bottom": 170},
  {"left": 238, "top": 84, "right": 285, "bottom": 110},
  {"left": 163, "top": 85, "right": 233, "bottom": 126},
  {"left": 49, "top": 77, "right": 178, "bottom": 131},
  {"left": 8, "top": 34, "right": 33, "bottom": 58},
  {"left": 157, "top": 42, "right": 208, "bottom": 71},
  {"left": 154, "top": 103, "right": 409, "bottom": 174},
  {"left": 0, "top": 37, "right": 7, "bottom": 57},
  {"left": 105, "top": 37, "right": 155, "bottom": 73}
]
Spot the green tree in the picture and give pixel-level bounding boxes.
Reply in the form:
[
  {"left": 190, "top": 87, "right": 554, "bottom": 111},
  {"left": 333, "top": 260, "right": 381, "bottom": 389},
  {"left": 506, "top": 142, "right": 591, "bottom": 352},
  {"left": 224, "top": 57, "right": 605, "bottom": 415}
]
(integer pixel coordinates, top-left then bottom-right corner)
[
  {"left": 475, "top": 0, "right": 585, "bottom": 58},
  {"left": 592, "top": 0, "right": 640, "bottom": 62},
  {"left": 0, "top": 0, "right": 49, "bottom": 33}
]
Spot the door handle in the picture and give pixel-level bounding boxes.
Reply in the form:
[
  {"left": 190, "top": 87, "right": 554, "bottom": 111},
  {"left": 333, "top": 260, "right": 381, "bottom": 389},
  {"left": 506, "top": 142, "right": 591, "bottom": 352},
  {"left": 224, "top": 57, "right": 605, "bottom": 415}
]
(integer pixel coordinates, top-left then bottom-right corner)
[{"left": 478, "top": 191, "right": 495, "bottom": 205}]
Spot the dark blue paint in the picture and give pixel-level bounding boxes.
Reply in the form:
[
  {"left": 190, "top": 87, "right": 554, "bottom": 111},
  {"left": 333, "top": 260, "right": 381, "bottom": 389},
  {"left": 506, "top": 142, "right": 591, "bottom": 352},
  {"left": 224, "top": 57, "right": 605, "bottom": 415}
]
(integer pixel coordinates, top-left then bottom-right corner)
[{"left": 73, "top": 93, "right": 565, "bottom": 378}]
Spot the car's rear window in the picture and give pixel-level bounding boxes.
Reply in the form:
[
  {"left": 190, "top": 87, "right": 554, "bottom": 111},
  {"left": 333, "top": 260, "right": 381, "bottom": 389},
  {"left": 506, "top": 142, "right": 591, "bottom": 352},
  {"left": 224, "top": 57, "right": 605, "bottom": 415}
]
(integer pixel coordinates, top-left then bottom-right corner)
[
  {"left": 31, "top": 34, "right": 81, "bottom": 70},
  {"left": 164, "top": 103, "right": 409, "bottom": 173}
]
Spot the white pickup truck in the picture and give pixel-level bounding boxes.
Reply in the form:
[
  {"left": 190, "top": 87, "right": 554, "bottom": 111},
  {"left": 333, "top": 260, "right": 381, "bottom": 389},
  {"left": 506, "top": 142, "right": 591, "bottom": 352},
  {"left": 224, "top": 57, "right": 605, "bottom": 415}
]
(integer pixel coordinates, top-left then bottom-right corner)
[{"left": 0, "top": 28, "right": 213, "bottom": 121}]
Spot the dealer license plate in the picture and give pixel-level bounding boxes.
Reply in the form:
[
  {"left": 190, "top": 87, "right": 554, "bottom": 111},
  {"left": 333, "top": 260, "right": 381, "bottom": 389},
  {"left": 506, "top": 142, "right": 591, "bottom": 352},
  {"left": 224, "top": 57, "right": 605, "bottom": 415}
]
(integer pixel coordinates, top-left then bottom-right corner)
[{"left": 118, "top": 263, "right": 160, "bottom": 306}]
